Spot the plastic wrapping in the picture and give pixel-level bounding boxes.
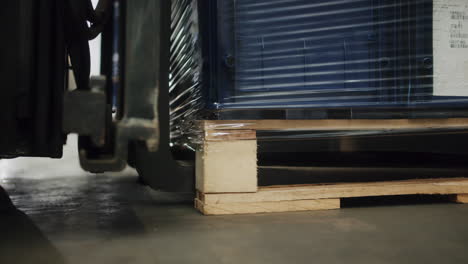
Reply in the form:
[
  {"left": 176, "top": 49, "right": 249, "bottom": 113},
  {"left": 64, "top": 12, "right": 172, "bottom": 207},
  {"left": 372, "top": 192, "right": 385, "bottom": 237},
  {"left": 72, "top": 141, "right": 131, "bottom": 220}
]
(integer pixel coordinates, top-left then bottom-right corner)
[
  {"left": 170, "top": 0, "right": 204, "bottom": 143},
  {"left": 170, "top": 0, "right": 468, "bottom": 146}
]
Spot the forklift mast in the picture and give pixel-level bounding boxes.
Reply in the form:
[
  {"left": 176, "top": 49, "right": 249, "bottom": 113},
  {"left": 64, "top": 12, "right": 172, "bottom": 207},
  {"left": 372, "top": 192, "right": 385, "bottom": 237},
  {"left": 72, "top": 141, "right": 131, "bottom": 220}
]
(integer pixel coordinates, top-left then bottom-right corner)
[{"left": 0, "top": 0, "right": 193, "bottom": 191}]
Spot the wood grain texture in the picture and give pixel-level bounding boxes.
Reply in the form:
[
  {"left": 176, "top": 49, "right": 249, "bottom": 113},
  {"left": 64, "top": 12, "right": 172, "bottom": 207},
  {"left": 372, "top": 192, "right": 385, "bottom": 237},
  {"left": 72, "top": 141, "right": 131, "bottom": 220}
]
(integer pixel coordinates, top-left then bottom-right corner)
[
  {"left": 201, "top": 118, "right": 468, "bottom": 132},
  {"left": 204, "top": 129, "right": 256, "bottom": 141},
  {"left": 200, "top": 178, "right": 468, "bottom": 204},
  {"left": 196, "top": 140, "right": 258, "bottom": 193},
  {"left": 195, "top": 198, "right": 340, "bottom": 215}
]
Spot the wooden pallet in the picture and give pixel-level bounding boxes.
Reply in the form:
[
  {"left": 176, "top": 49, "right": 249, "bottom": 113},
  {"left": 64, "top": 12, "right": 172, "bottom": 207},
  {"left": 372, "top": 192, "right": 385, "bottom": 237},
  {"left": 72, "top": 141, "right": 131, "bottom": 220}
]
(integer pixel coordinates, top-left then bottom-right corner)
[{"left": 195, "top": 119, "right": 468, "bottom": 215}]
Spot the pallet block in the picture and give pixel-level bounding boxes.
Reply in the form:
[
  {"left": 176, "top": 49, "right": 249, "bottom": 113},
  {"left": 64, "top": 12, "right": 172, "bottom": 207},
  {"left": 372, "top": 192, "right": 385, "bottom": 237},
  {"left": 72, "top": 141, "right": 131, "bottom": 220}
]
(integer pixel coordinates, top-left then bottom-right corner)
[
  {"left": 451, "top": 194, "right": 468, "bottom": 204},
  {"left": 195, "top": 129, "right": 258, "bottom": 193},
  {"left": 195, "top": 119, "right": 468, "bottom": 215}
]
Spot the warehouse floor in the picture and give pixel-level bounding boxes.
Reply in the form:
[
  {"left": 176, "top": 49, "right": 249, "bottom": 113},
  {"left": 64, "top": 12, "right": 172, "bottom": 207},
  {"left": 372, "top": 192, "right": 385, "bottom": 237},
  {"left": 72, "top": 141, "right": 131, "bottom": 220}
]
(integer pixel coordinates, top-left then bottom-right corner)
[{"left": 1, "top": 138, "right": 468, "bottom": 264}]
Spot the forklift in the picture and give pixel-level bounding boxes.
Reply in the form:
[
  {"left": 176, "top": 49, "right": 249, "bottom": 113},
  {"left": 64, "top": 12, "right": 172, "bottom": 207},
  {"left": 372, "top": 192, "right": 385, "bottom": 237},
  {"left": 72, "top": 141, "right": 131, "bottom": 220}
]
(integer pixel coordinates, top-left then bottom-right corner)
[
  {"left": 3, "top": 0, "right": 468, "bottom": 195},
  {"left": 1, "top": 0, "right": 193, "bottom": 192}
]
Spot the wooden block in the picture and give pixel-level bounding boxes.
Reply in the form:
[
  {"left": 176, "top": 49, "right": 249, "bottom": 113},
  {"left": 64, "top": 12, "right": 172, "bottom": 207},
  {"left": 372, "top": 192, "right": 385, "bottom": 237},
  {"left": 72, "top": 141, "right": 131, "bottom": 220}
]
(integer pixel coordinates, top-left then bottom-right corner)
[
  {"left": 201, "top": 178, "right": 468, "bottom": 204},
  {"left": 196, "top": 140, "right": 258, "bottom": 193},
  {"left": 195, "top": 198, "right": 340, "bottom": 215},
  {"left": 452, "top": 194, "right": 468, "bottom": 204}
]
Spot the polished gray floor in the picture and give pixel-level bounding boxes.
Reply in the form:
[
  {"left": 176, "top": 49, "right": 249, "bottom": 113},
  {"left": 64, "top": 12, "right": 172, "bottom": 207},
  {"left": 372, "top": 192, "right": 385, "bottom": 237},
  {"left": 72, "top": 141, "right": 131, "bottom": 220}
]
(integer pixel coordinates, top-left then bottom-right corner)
[{"left": 1, "top": 138, "right": 468, "bottom": 264}]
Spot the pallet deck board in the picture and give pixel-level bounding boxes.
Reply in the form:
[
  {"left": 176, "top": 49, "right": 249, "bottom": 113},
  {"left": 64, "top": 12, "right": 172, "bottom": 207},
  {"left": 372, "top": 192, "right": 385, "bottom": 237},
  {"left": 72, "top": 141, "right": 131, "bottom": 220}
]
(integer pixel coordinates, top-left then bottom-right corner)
[
  {"left": 195, "top": 198, "right": 340, "bottom": 215},
  {"left": 201, "top": 118, "right": 468, "bottom": 132},
  {"left": 200, "top": 178, "right": 468, "bottom": 204},
  {"left": 196, "top": 178, "right": 468, "bottom": 215}
]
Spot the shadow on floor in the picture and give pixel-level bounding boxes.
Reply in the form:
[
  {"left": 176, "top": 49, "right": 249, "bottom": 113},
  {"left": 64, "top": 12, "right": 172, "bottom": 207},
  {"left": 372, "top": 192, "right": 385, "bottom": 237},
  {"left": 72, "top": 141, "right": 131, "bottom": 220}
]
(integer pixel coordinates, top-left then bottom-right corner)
[
  {"left": 0, "top": 185, "right": 65, "bottom": 264},
  {"left": 341, "top": 194, "right": 456, "bottom": 208}
]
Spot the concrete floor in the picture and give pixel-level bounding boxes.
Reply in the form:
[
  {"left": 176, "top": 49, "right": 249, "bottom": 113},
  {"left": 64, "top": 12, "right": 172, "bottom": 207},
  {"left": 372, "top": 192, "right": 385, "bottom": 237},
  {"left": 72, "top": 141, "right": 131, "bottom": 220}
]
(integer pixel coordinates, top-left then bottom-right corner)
[{"left": 1, "top": 137, "right": 468, "bottom": 264}]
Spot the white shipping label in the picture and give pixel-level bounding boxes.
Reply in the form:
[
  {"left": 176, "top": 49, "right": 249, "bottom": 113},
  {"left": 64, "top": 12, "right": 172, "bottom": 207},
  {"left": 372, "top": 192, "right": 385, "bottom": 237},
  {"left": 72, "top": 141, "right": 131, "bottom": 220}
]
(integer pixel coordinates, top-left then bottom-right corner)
[{"left": 434, "top": 0, "right": 468, "bottom": 96}]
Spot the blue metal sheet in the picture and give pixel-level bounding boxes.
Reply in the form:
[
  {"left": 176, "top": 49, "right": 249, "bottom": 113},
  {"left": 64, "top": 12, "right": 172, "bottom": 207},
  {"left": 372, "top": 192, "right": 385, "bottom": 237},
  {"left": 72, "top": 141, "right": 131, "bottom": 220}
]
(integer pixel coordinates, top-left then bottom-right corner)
[{"left": 170, "top": 0, "right": 468, "bottom": 113}]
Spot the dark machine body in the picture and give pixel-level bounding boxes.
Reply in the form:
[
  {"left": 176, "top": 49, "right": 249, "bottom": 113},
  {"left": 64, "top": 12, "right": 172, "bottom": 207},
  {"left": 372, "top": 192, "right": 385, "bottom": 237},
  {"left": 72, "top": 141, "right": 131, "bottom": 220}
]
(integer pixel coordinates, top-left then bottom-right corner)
[
  {"left": 0, "top": 0, "right": 192, "bottom": 191},
  {"left": 1, "top": 0, "right": 65, "bottom": 158}
]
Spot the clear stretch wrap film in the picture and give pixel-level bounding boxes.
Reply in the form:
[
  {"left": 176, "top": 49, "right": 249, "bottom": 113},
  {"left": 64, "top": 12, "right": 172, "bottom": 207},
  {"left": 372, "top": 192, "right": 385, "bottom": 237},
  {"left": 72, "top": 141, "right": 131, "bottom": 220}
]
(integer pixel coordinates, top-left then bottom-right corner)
[
  {"left": 170, "top": 0, "right": 468, "bottom": 147},
  {"left": 170, "top": 0, "right": 204, "bottom": 144}
]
